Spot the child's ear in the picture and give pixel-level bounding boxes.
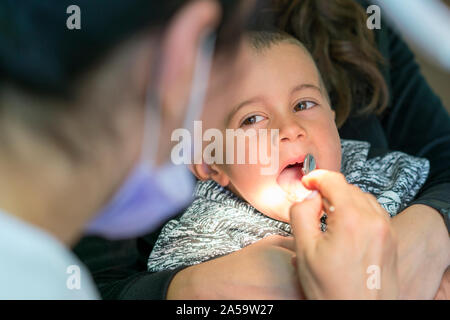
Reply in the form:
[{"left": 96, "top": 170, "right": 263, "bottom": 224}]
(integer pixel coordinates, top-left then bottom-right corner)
[{"left": 191, "top": 163, "right": 230, "bottom": 187}]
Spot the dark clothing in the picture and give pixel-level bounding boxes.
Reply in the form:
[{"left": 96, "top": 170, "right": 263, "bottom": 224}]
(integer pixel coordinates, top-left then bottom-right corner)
[{"left": 73, "top": 10, "right": 450, "bottom": 299}]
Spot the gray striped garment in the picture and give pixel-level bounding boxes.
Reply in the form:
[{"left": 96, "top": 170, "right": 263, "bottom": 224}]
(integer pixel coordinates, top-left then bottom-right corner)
[{"left": 148, "top": 139, "right": 429, "bottom": 272}]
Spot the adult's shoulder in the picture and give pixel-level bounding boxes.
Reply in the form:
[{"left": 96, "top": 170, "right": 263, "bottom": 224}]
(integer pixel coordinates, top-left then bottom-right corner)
[{"left": 0, "top": 210, "right": 99, "bottom": 299}]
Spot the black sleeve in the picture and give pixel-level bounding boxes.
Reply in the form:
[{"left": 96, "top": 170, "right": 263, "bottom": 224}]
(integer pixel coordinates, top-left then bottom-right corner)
[
  {"left": 98, "top": 268, "right": 184, "bottom": 300},
  {"left": 73, "top": 231, "right": 185, "bottom": 300},
  {"left": 379, "top": 26, "right": 450, "bottom": 231}
]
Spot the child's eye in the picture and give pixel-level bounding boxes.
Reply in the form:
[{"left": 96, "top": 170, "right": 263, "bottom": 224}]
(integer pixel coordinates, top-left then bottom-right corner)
[
  {"left": 293, "top": 100, "right": 317, "bottom": 112},
  {"left": 241, "top": 115, "right": 266, "bottom": 126}
]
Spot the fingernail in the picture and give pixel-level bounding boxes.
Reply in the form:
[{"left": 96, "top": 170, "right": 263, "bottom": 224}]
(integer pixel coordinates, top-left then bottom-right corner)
[{"left": 305, "top": 190, "right": 318, "bottom": 200}]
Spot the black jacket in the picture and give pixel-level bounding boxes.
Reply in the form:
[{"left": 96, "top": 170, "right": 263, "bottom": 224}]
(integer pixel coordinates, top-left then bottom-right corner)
[{"left": 73, "top": 9, "right": 450, "bottom": 300}]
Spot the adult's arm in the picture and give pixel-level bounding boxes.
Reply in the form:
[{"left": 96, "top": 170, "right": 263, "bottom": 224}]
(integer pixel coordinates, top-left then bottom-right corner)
[
  {"left": 166, "top": 235, "right": 303, "bottom": 299},
  {"left": 391, "top": 204, "right": 450, "bottom": 299},
  {"left": 73, "top": 235, "right": 182, "bottom": 299},
  {"left": 379, "top": 25, "right": 450, "bottom": 229},
  {"left": 74, "top": 233, "right": 305, "bottom": 300},
  {"left": 376, "top": 25, "right": 450, "bottom": 298}
]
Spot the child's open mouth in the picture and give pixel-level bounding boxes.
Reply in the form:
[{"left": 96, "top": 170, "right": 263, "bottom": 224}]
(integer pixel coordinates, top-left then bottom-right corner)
[
  {"left": 276, "top": 156, "right": 314, "bottom": 202},
  {"left": 277, "top": 161, "right": 305, "bottom": 199}
]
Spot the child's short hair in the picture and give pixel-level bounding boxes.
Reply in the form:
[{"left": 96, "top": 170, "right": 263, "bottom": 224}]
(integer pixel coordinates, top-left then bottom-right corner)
[{"left": 246, "top": 31, "right": 307, "bottom": 53}]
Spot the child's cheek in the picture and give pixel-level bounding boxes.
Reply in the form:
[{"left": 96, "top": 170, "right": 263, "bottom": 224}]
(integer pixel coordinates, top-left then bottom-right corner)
[
  {"left": 329, "top": 121, "right": 342, "bottom": 171},
  {"left": 227, "top": 164, "right": 265, "bottom": 203},
  {"left": 312, "top": 113, "right": 341, "bottom": 172}
]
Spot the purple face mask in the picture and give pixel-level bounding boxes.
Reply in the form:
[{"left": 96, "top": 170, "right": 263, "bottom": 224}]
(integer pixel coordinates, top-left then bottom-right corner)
[
  {"left": 84, "top": 32, "right": 215, "bottom": 240},
  {"left": 84, "top": 163, "right": 195, "bottom": 239}
]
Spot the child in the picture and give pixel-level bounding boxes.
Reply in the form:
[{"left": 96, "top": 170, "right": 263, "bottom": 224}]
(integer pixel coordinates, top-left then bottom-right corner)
[{"left": 147, "top": 31, "right": 429, "bottom": 272}]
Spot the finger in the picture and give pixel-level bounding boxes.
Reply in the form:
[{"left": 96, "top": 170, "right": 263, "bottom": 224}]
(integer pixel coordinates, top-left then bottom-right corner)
[
  {"left": 261, "top": 235, "right": 295, "bottom": 251},
  {"left": 364, "top": 192, "right": 390, "bottom": 220},
  {"left": 291, "top": 255, "right": 298, "bottom": 269},
  {"left": 301, "top": 169, "right": 352, "bottom": 209},
  {"left": 281, "top": 236, "right": 296, "bottom": 251},
  {"left": 290, "top": 190, "right": 323, "bottom": 252},
  {"left": 322, "top": 198, "right": 335, "bottom": 215}
]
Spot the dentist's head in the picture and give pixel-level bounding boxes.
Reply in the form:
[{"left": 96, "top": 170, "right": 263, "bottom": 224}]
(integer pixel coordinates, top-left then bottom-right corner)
[{"left": 0, "top": 0, "right": 254, "bottom": 244}]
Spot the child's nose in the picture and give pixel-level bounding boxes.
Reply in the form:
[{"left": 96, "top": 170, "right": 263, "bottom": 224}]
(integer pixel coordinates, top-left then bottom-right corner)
[{"left": 279, "top": 119, "right": 306, "bottom": 143}]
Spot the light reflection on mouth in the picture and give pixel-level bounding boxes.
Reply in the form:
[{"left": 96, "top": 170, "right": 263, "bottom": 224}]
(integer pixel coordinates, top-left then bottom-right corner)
[{"left": 276, "top": 159, "right": 315, "bottom": 202}]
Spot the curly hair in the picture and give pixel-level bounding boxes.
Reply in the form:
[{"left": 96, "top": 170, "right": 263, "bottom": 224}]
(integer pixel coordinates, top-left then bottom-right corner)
[{"left": 266, "top": 0, "right": 389, "bottom": 128}]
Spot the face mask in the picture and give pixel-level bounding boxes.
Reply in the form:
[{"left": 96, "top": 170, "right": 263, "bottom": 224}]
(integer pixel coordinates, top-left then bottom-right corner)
[{"left": 84, "top": 32, "right": 216, "bottom": 240}]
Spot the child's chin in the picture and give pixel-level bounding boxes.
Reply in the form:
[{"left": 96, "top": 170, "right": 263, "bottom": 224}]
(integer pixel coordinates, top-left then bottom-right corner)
[{"left": 265, "top": 204, "right": 291, "bottom": 223}]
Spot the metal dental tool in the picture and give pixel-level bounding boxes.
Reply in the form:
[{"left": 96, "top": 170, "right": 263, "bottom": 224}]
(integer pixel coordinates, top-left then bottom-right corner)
[
  {"left": 302, "top": 153, "right": 316, "bottom": 176},
  {"left": 301, "top": 153, "right": 334, "bottom": 232}
]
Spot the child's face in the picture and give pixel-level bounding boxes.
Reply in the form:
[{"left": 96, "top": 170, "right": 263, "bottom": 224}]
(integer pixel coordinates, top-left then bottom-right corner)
[{"left": 200, "top": 41, "right": 341, "bottom": 222}]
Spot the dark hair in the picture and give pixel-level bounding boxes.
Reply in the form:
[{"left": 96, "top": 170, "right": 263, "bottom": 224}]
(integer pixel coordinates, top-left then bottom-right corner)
[
  {"left": 0, "top": 0, "right": 247, "bottom": 97},
  {"left": 246, "top": 30, "right": 304, "bottom": 52},
  {"left": 257, "top": 0, "right": 389, "bottom": 128},
  {"left": 0, "top": 0, "right": 255, "bottom": 160}
]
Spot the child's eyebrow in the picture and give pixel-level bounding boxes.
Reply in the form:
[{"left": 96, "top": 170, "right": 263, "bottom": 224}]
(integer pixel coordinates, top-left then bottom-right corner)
[
  {"left": 226, "top": 96, "right": 265, "bottom": 126},
  {"left": 290, "top": 83, "right": 323, "bottom": 97}
]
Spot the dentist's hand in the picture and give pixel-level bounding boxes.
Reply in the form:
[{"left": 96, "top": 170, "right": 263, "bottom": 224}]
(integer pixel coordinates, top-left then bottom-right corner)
[{"left": 290, "top": 170, "right": 399, "bottom": 299}]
